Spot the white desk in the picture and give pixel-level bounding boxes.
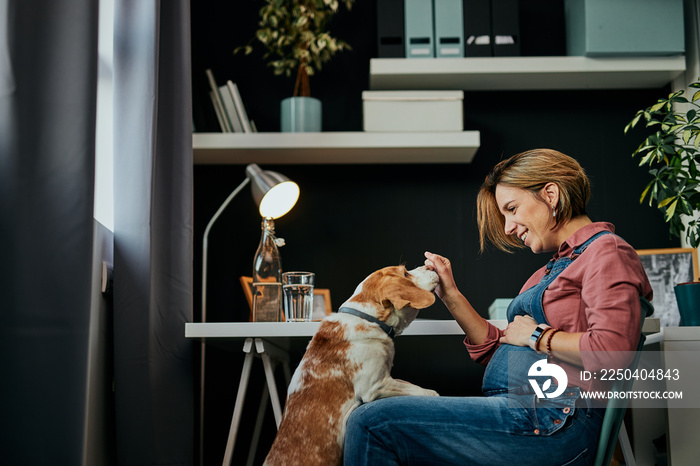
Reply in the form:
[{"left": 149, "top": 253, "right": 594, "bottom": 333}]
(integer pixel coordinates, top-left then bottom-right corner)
[
  {"left": 187, "top": 318, "right": 661, "bottom": 465},
  {"left": 186, "top": 318, "right": 661, "bottom": 341},
  {"left": 187, "top": 318, "right": 486, "bottom": 465},
  {"left": 185, "top": 318, "right": 498, "bottom": 340}
]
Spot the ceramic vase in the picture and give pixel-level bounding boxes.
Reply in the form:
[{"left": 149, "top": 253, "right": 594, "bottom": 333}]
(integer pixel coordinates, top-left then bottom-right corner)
[
  {"left": 674, "top": 282, "right": 700, "bottom": 326},
  {"left": 280, "top": 96, "right": 321, "bottom": 132}
]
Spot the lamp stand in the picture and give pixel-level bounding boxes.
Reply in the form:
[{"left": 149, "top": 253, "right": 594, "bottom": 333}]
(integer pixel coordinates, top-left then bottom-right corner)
[{"left": 199, "top": 176, "right": 250, "bottom": 466}]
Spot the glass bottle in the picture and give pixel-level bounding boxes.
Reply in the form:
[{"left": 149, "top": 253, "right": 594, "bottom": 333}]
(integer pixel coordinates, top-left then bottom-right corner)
[{"left": 252, "top": 217, "right": 282, "bottom": 322}]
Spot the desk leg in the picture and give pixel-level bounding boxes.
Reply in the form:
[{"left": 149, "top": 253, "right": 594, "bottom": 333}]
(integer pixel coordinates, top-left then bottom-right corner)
[
  {"left": 222, "top": 338, "right": 291, "bottom": 466},
  {"left": 255, "top": 338, "right": 289, "bottom": 427},
  {"left": 282, "top": 362, "right": 292, "bottom": 387},
  {"left": 259, "top": 355, "right": 283, "bottom": 425},
  {"left": 247, "top": 384, "right": 270, "bottom": 466},
  {"left": 246, "top": 339, "right": 293, "bottom": 466},
  {"left": 223, "top": 338, "right": 255, "bottom": 466}
]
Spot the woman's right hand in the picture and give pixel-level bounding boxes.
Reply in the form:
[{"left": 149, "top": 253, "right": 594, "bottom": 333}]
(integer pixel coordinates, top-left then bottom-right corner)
[
  {"left": 425, "top": 251, "right": 488, "bottom": 343},
  {"left": 424, "top": 251, "right": 459, "bottom": 301}
]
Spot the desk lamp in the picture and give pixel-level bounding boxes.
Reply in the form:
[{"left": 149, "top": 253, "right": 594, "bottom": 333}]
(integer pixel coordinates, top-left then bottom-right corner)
[
  {"left": 199, "top": 163, "right": 299, "bottom": 463},
  {"left": 201, "top": 163, "right": 299, "bottom": 324}
]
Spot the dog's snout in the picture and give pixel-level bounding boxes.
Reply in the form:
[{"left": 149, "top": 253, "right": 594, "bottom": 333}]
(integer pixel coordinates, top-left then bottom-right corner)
[{"left": 408, "top": 266, "right": 439, "bottom": 291}]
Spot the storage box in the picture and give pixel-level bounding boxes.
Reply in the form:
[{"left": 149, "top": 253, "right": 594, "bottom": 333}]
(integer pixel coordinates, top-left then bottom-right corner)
[
  {"left": 488, "top": 298, "right": 513, "bottom": 320},
  {"left": 564, "top": 0, "right": 684, "bottom": 56},
  {"left": 362, "top": 91, "right": 464, "bottom": 132}
]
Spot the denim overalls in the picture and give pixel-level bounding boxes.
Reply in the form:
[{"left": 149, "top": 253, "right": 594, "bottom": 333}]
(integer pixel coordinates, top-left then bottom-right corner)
[{"left": 481, "top": 232, "right": 612, "bottom": 434}]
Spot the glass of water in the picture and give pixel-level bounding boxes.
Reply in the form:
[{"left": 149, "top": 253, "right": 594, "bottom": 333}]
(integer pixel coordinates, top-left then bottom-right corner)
[{"left": 282, "top": 272, "right": 315, "bottom": 322}]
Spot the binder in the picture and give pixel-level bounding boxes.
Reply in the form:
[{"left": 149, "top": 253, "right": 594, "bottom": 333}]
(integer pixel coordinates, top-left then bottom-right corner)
[
  {"left": 405, "top": 0, "right": 434, "bottom": 58},
  {"left": 463, "top": 0, "right": 492, "bottom": 57},
  {"left": 434, "top": 0, "right": 464, "bottom": 58},
  {"left": 518, "top": 0, "right": 565, "bottom": 56},
  {"left": 376, "top": 0, "right": 405, "bottom": 58},
  {"left": 491, "top": 0, "right": 520, "bottom": 56}
]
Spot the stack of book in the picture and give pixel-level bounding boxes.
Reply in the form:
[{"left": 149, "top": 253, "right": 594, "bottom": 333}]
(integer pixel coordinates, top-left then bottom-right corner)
[{"left": 205, "top": 69, "right": 254, "bottom": 133}]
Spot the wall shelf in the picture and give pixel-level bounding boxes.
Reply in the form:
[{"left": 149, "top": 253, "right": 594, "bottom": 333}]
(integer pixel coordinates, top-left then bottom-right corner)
[
  {"left": 193, "top": 131, "right": 480, "bottom": 165},
  {"left": 193, "top": 57, "right": 685, "bottom": 165},
  {"left": 369, "top": 56, "right": 686, "bottom": 91}
]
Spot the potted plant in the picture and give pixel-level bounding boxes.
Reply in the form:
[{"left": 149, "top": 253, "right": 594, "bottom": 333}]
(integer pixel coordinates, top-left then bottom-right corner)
[
  {"left": 625, "top": 77, "right": 700, "bottom": 325},
  {"left": 236, "top": 0, "right": 354, "bottom": 132}
]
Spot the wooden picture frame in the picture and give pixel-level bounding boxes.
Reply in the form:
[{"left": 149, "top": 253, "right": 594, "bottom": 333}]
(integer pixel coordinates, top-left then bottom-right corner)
[
  {"left": 240, "top": 276, "right": 332, "bottom": 322},
  {"left": 636, "top": 248, "right": 700, "bottom": 327},
  {"left": 311, "top": 288, "right": 332, "bottom": 321}
]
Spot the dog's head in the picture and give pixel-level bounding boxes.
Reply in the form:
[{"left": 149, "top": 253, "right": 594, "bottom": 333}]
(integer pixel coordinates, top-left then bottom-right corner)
[{"left": 341, "top": 265, "right": 438, "bottom": 335}]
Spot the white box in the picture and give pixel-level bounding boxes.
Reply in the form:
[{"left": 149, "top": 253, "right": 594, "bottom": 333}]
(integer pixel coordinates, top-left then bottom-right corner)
[{"left": 362, "top": 90, "right": 464, "bottom": 132}]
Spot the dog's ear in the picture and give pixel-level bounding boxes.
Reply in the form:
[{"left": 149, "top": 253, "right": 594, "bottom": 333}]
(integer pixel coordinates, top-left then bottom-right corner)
[{"left": 382, "top": 283, "right": 435, "bottom": 311}]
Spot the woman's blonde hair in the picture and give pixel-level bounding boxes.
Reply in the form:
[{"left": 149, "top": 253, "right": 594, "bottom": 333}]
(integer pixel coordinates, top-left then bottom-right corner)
[{"left": 476, "top": 149, "right": 591, "bottom": 252}]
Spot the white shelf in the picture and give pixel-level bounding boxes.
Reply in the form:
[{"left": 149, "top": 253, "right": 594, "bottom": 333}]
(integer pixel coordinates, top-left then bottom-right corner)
[
  {"left": 369, "top": 56, "right": 686, "bottom": 90},
  {"left": 193, "top": 131, "right": 480, "bottom": 165}
]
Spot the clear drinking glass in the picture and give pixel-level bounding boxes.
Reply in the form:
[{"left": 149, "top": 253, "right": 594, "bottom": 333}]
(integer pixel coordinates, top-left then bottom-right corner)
[{"left": 282, "top": 272, "right": 315, "bottom": 322}]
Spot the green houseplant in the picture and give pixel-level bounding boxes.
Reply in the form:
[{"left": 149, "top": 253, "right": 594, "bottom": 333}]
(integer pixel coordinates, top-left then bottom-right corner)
[
  {"left": 625, "top": 77, "right": 700, "bottom": 325},
  {"left": 625, "top": 78, "right": 700, "bottom": 248},
  {"left": 236, "top": 0, "right": 354, "bottom": 132}
]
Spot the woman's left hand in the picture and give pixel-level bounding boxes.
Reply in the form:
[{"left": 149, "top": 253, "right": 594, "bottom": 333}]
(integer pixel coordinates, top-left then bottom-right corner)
[{"left": 499, "top": 315, "right": 539, "bottom": 347}]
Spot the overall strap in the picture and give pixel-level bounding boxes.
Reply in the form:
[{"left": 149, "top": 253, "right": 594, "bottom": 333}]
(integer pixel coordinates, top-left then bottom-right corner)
[
  {"left": 511, "top": 230, "right": 616, "bottom": 324},
  {"left": 545, "top": 230, "right": 614, "bottom": 273},
  {"left": 571, "top": 230, "right": 614, "bottom": 258}
]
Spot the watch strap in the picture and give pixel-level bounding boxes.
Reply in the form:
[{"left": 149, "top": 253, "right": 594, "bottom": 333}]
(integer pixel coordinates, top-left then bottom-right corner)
[{"left": 528, "top": 324, "right": 551, "bottom": 352}]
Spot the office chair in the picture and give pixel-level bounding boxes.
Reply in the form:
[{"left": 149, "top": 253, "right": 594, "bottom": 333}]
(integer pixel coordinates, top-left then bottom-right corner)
[{"left": 593, "top": 297, "right": 654, "bottom": 466}]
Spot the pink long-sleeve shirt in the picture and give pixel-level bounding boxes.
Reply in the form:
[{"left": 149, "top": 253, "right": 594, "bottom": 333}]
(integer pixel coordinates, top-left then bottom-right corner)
[{"left": 466, "top": 222, "right": 653, "bottom": 391}]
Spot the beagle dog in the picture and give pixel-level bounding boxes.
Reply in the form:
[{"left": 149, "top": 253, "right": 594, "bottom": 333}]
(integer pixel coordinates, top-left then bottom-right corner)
[{"left": 263, "top": 265, "right": 440, "bottom": 466}]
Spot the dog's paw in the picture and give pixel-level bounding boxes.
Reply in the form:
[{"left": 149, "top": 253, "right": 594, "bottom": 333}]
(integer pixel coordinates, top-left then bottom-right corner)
[{"left": 423, "top": 389, "right": 439, "bottom": 397}]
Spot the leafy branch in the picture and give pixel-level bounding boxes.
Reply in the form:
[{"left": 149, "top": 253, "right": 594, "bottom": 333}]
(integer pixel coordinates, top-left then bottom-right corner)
[
  {"left": 625, "top": 79, "right": 700, "bottom": 248},
  {"left": 235, "top": 0, "right": 354, "bottom": 97}
]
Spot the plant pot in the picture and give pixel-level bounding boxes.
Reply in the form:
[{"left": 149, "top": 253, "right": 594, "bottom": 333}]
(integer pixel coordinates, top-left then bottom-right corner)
[
  {"left": 280, "top": 97, "right": 322, "bottom": 132},
  {"left": 674, "top": 282, "right": 700, "bottom": 326}
]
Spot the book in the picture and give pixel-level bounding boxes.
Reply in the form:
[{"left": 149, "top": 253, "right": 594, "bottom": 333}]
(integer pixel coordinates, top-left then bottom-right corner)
[
  {"left": 208, "top": 91, "right": 226, "bottom": 132},
  {"left": 205, "top": 68, "right": 232, "bottom": 132},
  {"left": 219, "top": 84, "right": 244, "bottom": 132},
  {"left": 227, "top": 81, "right": 252, "bottom": 133}
]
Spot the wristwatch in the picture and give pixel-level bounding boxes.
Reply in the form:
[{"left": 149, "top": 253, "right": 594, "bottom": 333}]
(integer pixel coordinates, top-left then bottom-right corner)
[{"left": 529, "top": 324, "right": 551, "bottom": 352}]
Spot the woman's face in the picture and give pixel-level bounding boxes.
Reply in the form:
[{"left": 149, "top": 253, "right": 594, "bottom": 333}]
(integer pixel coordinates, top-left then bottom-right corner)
[{"left": 495, "top": 184, "right": 558, "bottom": 254}]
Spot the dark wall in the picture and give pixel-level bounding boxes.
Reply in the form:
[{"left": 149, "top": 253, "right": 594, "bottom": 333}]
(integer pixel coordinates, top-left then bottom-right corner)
[{"left": 191, "top": 1, "right": 678, "bottom": 464}]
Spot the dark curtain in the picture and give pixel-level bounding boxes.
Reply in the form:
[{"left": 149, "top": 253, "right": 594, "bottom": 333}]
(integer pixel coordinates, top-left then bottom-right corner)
[
  {"left": 0, "top": 0, "right": 193, "bottom": 464},
  {"left": 0, "top": 0, "right": 98, "bottom": 464},
  {"left": 112, "top": 0, "right": 194, "bottom": 465}
]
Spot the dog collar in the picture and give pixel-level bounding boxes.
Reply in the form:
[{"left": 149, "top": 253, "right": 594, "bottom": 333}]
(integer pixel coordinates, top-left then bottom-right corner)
[{"left": 337, "top": 307, "right": 395, "bottom": 339}]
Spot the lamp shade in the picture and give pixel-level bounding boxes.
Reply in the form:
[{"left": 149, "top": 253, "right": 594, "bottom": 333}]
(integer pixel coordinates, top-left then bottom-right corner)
[{"left": 246, "top": 163, "right": 300, "bottom": 219}]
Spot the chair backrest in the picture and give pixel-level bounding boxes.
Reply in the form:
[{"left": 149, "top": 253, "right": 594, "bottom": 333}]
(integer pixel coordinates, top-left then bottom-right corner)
[{"left": 592, "top": 296, "right": 654, "bottom": 466}]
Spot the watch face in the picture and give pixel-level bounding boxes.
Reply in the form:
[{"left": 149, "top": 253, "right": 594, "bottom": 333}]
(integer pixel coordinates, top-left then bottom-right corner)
[{"left": 530, "top": 328, "right": 543, "bottom": 341}]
